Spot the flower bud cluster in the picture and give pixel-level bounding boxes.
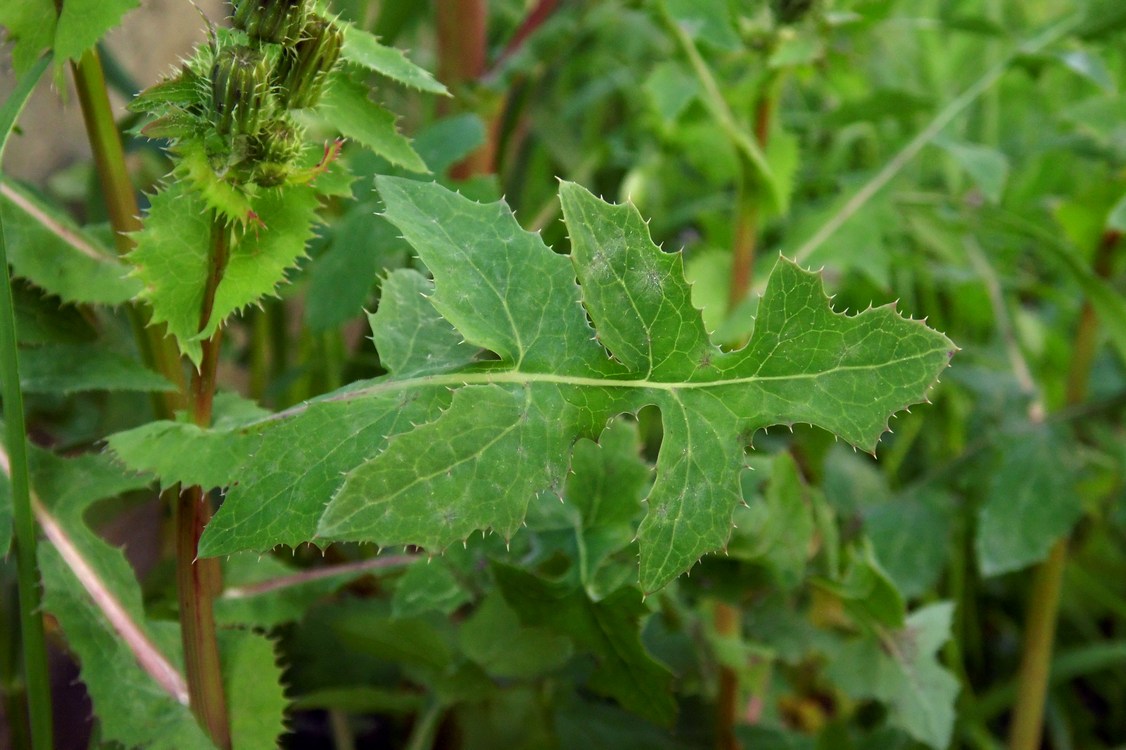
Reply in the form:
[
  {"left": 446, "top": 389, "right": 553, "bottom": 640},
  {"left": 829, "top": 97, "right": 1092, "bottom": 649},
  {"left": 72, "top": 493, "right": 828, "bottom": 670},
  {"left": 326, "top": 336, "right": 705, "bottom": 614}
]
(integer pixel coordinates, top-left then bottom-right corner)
[
  {"left": 132, "top": 0, "right": 345, "bottom": 190},
  {"left": 210, "top": 44, "right": 274, "bottom": 136},
  {"left": 232, "top": 0, "right": 306, "bottom": 45},
  {"left": 274, "top": 15, "right": 343, "bottom": 109}
]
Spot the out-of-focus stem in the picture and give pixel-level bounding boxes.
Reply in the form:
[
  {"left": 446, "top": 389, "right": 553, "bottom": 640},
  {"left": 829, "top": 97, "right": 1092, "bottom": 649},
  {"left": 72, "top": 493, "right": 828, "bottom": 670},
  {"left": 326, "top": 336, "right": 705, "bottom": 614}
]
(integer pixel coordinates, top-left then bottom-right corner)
[
  {"left": 437, "top": 0, "right": 562, "bottom": 181},
  {"left": 1007, "top": 230, "right": 1120, "bottom": 750},
  {"left": 437, "top": 0, "right": 492, "bottom": 177},
  {"left": 70, "top": 47, "right": 185, "bottom": 418},
  {"left": 0, "top": 53, "right": 55, "bottom": 750},
  {"left": 714, "top": 601, "right": 741, "bottom": 750},
  {"left": 728, "top": 83, "right": 774, "bottom": 309}
]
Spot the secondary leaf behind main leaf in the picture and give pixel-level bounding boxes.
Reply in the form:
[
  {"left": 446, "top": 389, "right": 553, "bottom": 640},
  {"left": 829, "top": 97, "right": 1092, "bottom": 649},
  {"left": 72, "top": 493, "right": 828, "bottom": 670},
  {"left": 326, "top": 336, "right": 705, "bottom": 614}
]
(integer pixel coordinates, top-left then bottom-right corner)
[{"left": 110, "top": 177, "right": 953, "bottom": 592}]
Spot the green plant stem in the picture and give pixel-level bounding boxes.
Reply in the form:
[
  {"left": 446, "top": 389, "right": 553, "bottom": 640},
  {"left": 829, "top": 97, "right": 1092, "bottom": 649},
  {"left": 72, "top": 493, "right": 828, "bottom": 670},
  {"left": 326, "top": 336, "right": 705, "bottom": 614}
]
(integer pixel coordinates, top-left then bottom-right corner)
[
  {"left": 974, "top": 641, "right": 1126, "bottom": 723},
  {"left": 714, "top": 68, "right": 777, "bottom": 750},
  {"left": 1007, "top": 230, "right": 1120, "bottom": 750},
  {"left": 1007, "top": 538, "right": 1068, "bottom": 750},
  {"left": 249, "top": 307, "right": 269, "bottom": 403},
  {"left": 0, "top": 251, "right": 53, "bottom": 750},
  {"left": 405, "top": 699, "right": 443, "bottom": 750},
  {"left": 71, "top": 44, "right": 228, "bottom": 740},
  {"left": 665, "top": 11, "right": 772, "bottom": 191},
  {"left": 0, "top": 567, "right": 32, "bottom": 750},
  {"left": 176, "top": 214, "right": 232, "bottom": 749},
  {"left": 0, "top": 53, "right": 55, "bottom": 750},
  {"left": 70, "top": 47, "right": 185, "bottom": 418}
]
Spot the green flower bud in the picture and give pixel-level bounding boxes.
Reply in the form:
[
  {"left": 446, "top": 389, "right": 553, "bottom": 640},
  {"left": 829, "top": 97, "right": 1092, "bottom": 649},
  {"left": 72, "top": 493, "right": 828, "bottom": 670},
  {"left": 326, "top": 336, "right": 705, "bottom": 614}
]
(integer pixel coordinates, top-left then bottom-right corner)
[
  {"left": 274, "top": 15, "right": 343, "bottom": 109},
  {"left": 772, "top": 0, "right": 815, "bottom": 24},
  {"left": 231, "top": 0, "right": 307, "bottom": 45},
  {"left": 250, "top": 117, "right": 304, "bottom": 186},
  {"left": 210, "top": 44, "right": 272, "bottom": 136}
]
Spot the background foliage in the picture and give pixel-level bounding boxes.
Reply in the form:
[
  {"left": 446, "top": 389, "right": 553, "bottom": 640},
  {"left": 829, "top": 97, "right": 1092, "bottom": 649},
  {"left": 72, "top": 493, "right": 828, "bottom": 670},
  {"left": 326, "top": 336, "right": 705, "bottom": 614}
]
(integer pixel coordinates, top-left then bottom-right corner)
[{"left": 1, "top": 0, "right": 1125, "bottom": 749}]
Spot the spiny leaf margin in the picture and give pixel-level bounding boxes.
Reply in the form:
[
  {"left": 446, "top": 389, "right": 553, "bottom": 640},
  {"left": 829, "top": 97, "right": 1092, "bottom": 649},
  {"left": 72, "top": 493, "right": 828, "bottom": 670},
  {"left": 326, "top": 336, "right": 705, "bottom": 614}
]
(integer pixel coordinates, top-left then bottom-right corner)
[{"left": 109, "top": 178, "right": 954, "bottom": 592}]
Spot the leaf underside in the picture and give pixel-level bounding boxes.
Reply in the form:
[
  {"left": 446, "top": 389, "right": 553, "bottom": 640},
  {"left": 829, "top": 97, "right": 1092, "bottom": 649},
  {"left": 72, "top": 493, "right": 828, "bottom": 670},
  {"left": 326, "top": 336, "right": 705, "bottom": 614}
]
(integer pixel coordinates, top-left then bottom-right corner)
[{"left": 110, "top": 178, "right": 953, "bottom": 592}]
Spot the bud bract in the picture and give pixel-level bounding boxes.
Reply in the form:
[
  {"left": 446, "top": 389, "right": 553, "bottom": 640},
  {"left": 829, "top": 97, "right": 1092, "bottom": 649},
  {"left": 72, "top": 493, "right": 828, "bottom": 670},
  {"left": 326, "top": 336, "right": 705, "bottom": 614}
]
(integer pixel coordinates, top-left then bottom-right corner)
[
  {"left": 232, "top": 0, "right": 307, "bottom": 45},
  {"left": 210, "top": 44, "right": 273, "bottom": 136},
  {"left": 274, "top": 15, "right": 343, "bottom": 109},
  {"left": 250, "top": 117, "right": 304, "bottom": 186}
]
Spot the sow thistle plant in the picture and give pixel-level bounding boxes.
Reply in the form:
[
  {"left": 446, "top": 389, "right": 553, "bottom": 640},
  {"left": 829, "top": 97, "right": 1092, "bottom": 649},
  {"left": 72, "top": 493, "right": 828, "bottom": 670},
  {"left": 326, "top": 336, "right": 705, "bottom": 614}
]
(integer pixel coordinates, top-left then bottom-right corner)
[{"left": 0, "top": 0, "right": 967, "bottom": 747}]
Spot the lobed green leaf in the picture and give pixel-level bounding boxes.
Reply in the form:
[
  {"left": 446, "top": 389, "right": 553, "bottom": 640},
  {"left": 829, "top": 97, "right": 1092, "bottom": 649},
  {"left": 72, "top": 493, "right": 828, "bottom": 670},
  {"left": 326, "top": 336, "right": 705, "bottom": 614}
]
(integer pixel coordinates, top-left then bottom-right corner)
[{"left": 111, "top": 178, "right": 953, "bottom": 592}]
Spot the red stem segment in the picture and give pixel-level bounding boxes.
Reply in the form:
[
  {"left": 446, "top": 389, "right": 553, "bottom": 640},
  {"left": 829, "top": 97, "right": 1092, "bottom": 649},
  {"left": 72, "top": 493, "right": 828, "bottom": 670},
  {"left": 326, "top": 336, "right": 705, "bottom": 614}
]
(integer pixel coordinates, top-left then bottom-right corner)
[
  {"left": 176, "top": 215, "right": 232, "bottom": 749},
  {"left": 727, "top": 90, "right": 774, "bottom": 310}
]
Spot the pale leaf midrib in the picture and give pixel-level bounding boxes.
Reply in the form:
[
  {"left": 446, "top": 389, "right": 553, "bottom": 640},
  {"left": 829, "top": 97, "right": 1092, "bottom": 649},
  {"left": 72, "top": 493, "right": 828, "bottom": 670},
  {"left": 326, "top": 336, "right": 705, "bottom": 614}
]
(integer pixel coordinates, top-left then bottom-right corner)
[{"left": 258, "top": 345, "right": 948, "bottom": 427}]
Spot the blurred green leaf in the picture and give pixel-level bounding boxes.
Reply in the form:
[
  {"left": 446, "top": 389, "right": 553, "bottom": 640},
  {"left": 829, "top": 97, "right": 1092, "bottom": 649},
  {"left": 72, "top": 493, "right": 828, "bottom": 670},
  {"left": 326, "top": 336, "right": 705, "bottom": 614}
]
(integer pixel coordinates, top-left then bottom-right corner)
[
  {"left": 662, "top": 0, "right": 740, "bottom": 51},
  {"left": 826, "top": 602, "right": 959, "bottom": 749},
  {"left": 934, "top": 137, "right": 1010, "bottom": 204},
  {"left": 643, "top": 62, "right": 699, "bottom": 124},
  {"left": 977, "top": 424, "right": 1082, "bottom": 576},
  {"left": 1055, "top": 49, "right": 1115, "bottom": 92},
  {"left": 494, "top": 565, "right": 675, "bottom": 724},
  {"left": 18, "top": 343, "right": 174, "bottom": 394},
  {"left": 729, "top": 452, "right": 814, "bottom": 590},
  {"left": 816, "top": 542, "right": 906, "bottom": 629},
  {"left": 865, "top": 489, "right": 952, "bottom": 599},
  {"left": 53, "top": 0, "right": 138, "bottom": 65},
  {"left": 1, "top": 180, "right": 140, "bottom": 306},
  {"left": 0, "top": 0, "right": 57, "bottom": 74},
  {"left": 460, "top": 592, "right": 573, "bottom": 679},
  {"left": 305, "top": 207, "right": 407, "bottom": 332},
  {"left": 392, "top": 560, "right": 470, "bottom": 619}
]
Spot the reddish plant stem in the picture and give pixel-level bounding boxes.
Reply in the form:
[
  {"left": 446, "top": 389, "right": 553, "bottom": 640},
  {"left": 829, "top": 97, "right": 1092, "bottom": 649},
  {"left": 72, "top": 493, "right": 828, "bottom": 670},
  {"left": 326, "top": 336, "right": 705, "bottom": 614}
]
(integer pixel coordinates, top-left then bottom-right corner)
[
  {"left": 727, "top": 90, "right": 775, "bottom": 310},
  {"left": 714, "top": 602, "right": 741, "bottom": 750},
  {"left": 176, "top": 215, "right": 232, "bottom": 749},
  {"left": 437, "top": 0, "right": 561, "bottom": 180},
  {"left": 715, "top": 88, "right": 775, "bottom": 750},
  {"left": 436, "top": 0, "right": 492, "bottom": 178},
  {"left": 493, "top": 0, "right": 560, "bottom": 72},
  {"left": 1065, "top": 230, "right": 1119, "bottom": 405},
  {"left": 436, "top": 0, "right": 487, "bottom": 86}
]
